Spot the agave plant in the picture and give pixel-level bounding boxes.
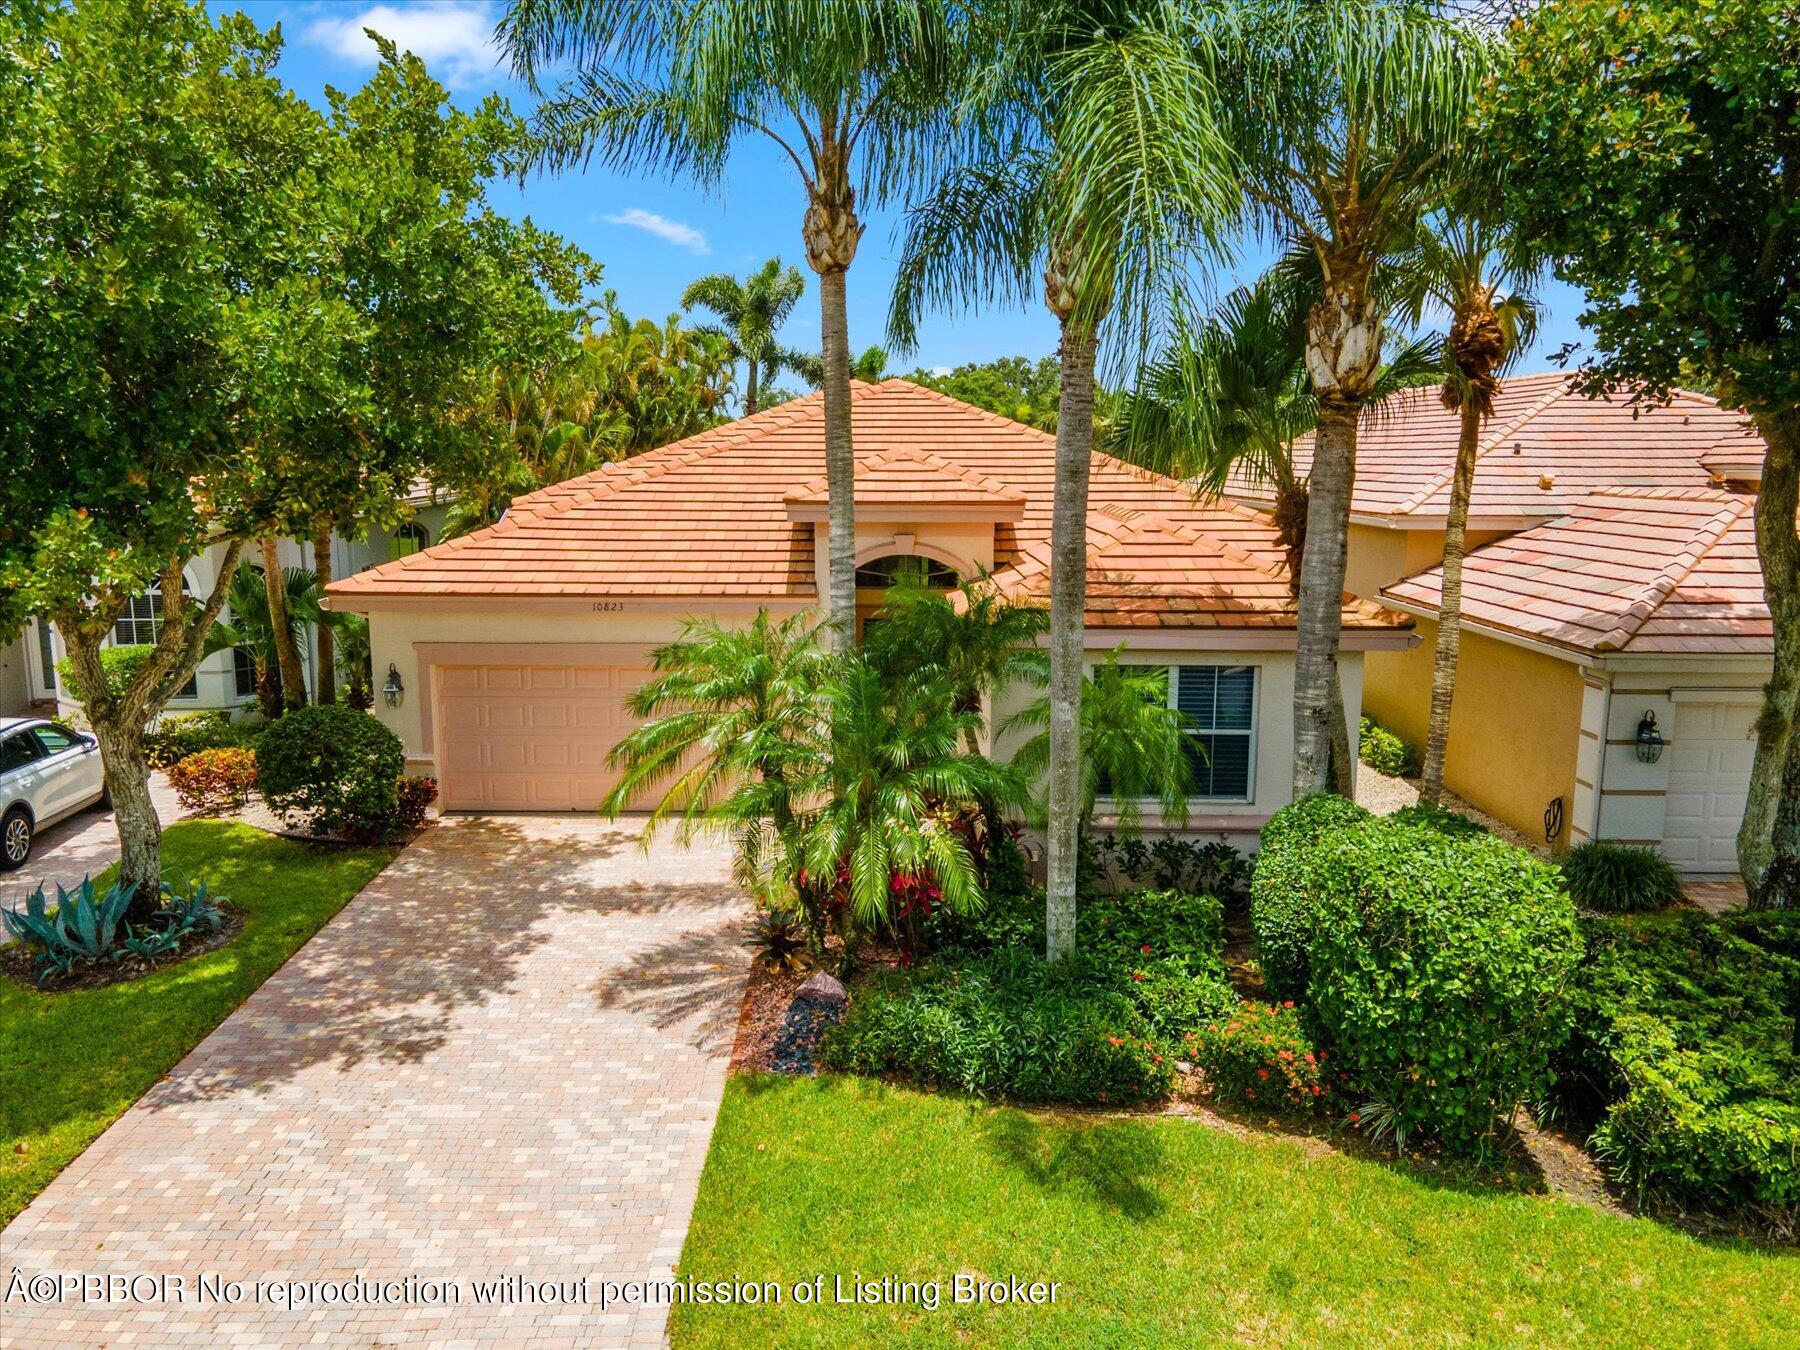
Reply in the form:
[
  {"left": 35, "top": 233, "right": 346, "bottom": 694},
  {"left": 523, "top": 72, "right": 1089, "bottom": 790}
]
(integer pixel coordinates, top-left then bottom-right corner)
[{"left": 2, "top": 877, "right": 139, "bottom": 984}]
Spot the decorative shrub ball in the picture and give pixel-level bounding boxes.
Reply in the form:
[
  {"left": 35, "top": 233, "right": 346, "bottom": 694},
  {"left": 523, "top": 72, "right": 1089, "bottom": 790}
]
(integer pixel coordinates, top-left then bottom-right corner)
[
  {"left": 1303, "top": 820, "right": 1583, "bottom": 1149},
  {"left": 1558, "top": 840, "right": 1685, "bottom": 913},
  {"left": 1190, "top": 1000, "right": 1330, "bottom": 1116},
  {"left": 256, "top": 705, "right": 405, "bottom": 839},
  {"left": 1251, "top": 794, "right": 1370, "bottom": 999}
]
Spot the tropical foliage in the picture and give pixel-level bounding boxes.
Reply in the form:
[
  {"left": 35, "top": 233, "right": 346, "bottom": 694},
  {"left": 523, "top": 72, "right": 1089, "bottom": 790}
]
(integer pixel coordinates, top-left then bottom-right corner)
[
  {"left": 682, "top": 258, "right": 809, "bottom": 415},
  {"left": 203, "top": 566, "right": 325, "bottom": 720}
]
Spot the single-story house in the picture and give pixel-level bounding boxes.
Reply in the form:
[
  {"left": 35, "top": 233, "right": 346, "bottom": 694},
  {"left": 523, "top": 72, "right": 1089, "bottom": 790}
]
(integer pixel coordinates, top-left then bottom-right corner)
[
  {"left": 0, "top": 490, "right": 454, "bottom": 721},
  {"left": 327, "top": 379, "right": 1412, "bottom": 849},
  {"left": 1227, "top": 372, "right": 1768, "bottom": 875}
]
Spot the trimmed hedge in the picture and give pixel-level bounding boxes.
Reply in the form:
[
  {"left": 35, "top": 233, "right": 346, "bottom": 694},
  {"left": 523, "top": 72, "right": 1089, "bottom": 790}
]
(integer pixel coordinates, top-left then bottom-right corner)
[
  {"left": 1358, "top": 716, "right": 1418, "bottom": 777},
  {"left": 1551, "top": 911, "right": 1798, "bottom": 1218},
  {"left": 1559, "top": 841, "right": 1684, "bottom": 913},
  {"left": 821, "top": 949, "right": 1182, "bottom": 1106},
  {"left": 256, "top": 705, "right": 404, "bottom": 839},
  {"left": 1251, "top": 794, "right": 1370, "bottom": 999},
  {"left": 1304, "top": 820, "right": 1583, "bottom": 1148},
  {"left": 56, "top": 644, "right": 155, "bottom": 705}
]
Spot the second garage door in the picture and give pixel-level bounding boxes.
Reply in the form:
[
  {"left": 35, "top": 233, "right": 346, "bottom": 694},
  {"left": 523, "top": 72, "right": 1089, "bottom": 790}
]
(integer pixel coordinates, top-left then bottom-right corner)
[
  {"left": 434, "top": 663, "right": 650, "bottom": 811},
  {"left": 1662, "top": 699, "right": 1756, "bottom": 876}
]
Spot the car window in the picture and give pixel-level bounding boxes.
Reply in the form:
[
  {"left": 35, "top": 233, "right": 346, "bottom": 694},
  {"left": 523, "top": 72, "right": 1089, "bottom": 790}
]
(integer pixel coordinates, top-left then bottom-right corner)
[
  {"left": 32, "top": 724, "right": 81, "bottom": 755},
  {"left": 1, "top": 733, "right": 46, "bottom": 774}
]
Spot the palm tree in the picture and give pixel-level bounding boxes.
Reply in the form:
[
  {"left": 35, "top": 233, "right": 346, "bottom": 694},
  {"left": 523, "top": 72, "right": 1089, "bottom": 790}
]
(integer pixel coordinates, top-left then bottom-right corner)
[
  {"left": 600, "top": 610, "right": 835, "bottom": 906},
  {"left": 204, "top": 565, "right": 324, "bottom": 720},
  {"left": 681, "top": 257, "right": 807, "bottom": 415},
  {"left": 890, "top": 0, "right": 1240, "bottom": 960},
  {"left": 1204, "top": 0, "right": 1494, "bottom": 795},
  {"left": 1006, "top": 650, "right": 1194, "bottom": 839},
  {"left": 1398, "top": 202, "right": 1541, "bottom": 806},
  {"left": 1117, "top": 265, "right": 1440, "bottom": 788},
  {"left": 862, "top": 577, "right": 1049, "bottom": 753},
  {"left": 501, "top": 0, "right": 968, "bottom": 647},
  {"left": 786, "top": 344, "right": 890, "bottom": 387},
  {"left": 793, "top": 659, "right": 1025, "bottom": 941}
]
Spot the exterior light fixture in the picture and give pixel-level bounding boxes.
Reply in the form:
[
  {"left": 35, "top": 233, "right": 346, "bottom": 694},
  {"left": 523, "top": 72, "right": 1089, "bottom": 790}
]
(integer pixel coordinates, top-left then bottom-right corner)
[
  {"left": 1635, "top": 711, "right": 1664, "bottom": 764},
  {"left": 382, "top": 664, "right": 405, "bottom": 709}
]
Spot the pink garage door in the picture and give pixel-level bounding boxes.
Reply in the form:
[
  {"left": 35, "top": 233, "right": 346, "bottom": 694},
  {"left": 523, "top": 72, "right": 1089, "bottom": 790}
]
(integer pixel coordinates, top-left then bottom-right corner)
[{"left": 434, "top": 664, "right": 651, "bottom": 811}]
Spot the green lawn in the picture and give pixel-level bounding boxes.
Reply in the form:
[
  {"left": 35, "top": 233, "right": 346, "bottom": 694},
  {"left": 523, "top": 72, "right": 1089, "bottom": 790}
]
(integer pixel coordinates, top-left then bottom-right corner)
[
  {"left": 0, "top": 821, "right": 398, "bottom": 1227},
  {"left": 672, "top": 1075, "right": 1799, "bottom": 1347}
]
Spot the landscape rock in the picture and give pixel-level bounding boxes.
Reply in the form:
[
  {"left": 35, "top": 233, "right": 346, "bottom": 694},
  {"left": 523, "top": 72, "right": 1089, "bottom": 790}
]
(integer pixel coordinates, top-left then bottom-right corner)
[{"left": 794, "top": 971, "right": 848, "bottom": 1006}]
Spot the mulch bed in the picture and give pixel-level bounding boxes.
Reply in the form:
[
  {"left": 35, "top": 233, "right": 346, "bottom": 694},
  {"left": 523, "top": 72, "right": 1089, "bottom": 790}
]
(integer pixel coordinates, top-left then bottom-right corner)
[
  {"left": 730, "top": 959, "right": 809, "bottom": 1072},
  {"left": 0, "top": 903, "right": 246, "bottom": 993}
]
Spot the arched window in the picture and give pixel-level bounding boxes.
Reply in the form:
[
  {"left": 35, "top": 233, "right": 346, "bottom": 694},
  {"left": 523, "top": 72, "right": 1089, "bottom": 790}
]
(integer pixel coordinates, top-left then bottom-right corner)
[
  {"left": 390, "top": 522, "right": 430, "bottom": 560},
  {"left": 854, "top": 554, "right": 959, "bottom": 590}
]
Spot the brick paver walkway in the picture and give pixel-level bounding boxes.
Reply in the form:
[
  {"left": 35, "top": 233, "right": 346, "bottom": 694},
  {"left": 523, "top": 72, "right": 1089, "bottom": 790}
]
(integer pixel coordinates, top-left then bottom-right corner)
[{"left": 2, "top": 815, "right": 750, "bottom": 1348}]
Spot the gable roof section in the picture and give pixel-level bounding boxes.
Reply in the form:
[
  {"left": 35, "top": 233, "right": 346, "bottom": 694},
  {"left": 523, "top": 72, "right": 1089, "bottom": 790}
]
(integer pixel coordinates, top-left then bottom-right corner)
[
  {"left": 330, "top": 379, "right": 1407, "bottom": 634},
  {"left": 783, "top": 448, "right": 1026, "bottom": 521},
  {"left": 1230, "top": 372, "right": 1766, "bottom": 526},
  {"left": 1380, "top": 488, "right": 1766, "bottom": 658}
]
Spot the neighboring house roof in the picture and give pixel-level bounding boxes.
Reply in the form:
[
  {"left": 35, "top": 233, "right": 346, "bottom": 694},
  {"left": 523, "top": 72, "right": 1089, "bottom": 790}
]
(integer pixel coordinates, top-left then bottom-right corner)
[
  {"left": 329, "top": 379, "right": 1406, "bottom": 635},
  {"left": 1381, "top": 488, "right": 1768, "bottom": 659},
  {"left": 1229, "top": 372, "right": 1766, "bottom": 527}
]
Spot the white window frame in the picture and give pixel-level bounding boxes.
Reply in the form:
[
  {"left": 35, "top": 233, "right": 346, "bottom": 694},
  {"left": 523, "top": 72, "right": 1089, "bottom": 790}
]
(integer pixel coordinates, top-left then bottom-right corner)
[
  {"left": 1092, "top": 661, "right": 1259, "bottom": 806},
  {"left": 110, "top": 575, "right": 200, "bottom": 701}
]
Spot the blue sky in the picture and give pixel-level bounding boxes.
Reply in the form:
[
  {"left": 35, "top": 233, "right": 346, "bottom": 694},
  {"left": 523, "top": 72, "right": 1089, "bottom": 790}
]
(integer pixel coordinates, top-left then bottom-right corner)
[{"left": 237, "top": 0, "right": 1591, "bottom": 382}]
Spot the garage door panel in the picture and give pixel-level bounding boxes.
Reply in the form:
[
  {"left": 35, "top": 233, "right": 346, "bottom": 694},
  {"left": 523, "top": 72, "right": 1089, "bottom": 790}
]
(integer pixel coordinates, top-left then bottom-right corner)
[
  {"left": 1662, "top": 700, "right": 1755, "bottom": 877},
  {"left": 436, "top": 662, "right": 650, "bottom": 811}
]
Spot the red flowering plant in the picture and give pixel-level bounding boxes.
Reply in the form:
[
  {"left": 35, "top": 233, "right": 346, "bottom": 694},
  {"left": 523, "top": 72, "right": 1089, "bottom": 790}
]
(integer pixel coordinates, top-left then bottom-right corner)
[{"left": 1188, "top": 1000, "right": 1331, "bottom": 1115}]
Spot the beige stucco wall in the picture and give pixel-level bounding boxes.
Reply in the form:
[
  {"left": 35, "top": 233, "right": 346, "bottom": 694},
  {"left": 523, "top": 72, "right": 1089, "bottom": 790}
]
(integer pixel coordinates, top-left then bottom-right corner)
[
  {"left": 1363, "top": 619, "right": 1583, "bottom": 848},
  {"left": 1343, "top": 523, "right": 1514, "bottom": 602}
]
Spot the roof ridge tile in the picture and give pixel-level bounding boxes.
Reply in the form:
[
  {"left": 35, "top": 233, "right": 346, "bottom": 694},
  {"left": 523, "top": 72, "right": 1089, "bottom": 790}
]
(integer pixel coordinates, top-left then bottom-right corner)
[
  {"left": 1591, "top": 497, "right": 1753, "bottom": 651},
  {"left": 1390, "top": 378, "right": 1574, "bottom": 517}
]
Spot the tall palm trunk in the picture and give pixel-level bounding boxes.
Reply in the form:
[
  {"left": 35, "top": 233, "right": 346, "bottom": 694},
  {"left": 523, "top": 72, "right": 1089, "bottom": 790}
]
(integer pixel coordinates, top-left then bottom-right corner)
[
  {"left": 1743, "top": 405, "right": 1800, "bottom": 908},
  {"left": 311, "top": 519, "right": 336, "bottom": 705},
  {"left": 260, "top": 536, "right": 306, "bottom": 711},
  {"left": 745, "top": 354, "right": 761, "bottom": 416},
  {"left": 1045, "top": 312, "right": 1099, "bottom": 962},
  {"left": 1293, "top": 270, "right": 1383, "bottom": 796},
  {"left": 1420, "top": 398, "right": 1483, "bottom": 806},
  {"left": 802, "top": 130, "right": 863, "bottom": 648}
]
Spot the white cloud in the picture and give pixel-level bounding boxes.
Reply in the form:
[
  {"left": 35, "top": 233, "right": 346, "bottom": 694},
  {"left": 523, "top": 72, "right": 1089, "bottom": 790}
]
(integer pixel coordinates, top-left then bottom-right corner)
[
  {"left": 931, "top": 365, "right": 952, "bottom": 377},
  {"left": 600, "top": 208, "right": 711, "bottom": 255},
  {"left": 305, "top": 2, "right": 502, "bottom": 88}
]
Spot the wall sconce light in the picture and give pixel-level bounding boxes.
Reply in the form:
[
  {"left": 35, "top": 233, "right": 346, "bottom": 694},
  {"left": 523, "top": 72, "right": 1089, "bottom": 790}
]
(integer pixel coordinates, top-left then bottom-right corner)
[
  {"left": 382, "top": 664, "right": 405, "bottom": 709},
  {"left": 1635, "top": 711, "right": 1664, "bottom": 764}
]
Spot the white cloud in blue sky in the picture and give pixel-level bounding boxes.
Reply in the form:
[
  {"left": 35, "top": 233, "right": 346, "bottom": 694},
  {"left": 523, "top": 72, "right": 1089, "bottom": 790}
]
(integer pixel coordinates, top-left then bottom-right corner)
[
  {"left": 600, "top": 209, "right": 711, "bottom": 256},
  {"left": 304, "top": 1, "right": 502, "bottom": 88}
]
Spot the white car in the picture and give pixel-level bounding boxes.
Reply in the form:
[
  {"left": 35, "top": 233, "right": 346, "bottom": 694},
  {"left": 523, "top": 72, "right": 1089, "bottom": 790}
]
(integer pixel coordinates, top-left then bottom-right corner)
[{"left": 1, "top": 716, "right": 107, "bottom": 871}]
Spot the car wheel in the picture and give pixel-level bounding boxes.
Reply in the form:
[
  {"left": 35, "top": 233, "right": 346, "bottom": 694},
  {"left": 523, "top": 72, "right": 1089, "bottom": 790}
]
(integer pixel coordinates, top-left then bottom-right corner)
[{"left": 0, "top": 808, "right": 30, "bottom": 872}]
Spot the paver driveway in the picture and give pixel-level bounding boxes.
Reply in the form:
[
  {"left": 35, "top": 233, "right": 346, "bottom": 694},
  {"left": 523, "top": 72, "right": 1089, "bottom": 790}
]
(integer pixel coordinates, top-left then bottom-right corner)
[{"left": 2, "top": 816, "right": 751, "bottom": 1348}]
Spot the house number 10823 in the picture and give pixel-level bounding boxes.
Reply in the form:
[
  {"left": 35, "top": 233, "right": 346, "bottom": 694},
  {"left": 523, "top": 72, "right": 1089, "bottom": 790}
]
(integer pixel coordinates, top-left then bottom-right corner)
[{"left": 591, "top": 601, "right": 626, "bottom": 612}]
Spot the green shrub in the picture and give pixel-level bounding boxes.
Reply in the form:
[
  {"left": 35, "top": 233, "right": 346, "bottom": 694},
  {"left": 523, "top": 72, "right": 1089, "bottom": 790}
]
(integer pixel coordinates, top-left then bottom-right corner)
[
  {"left": 1190, "top": 1001, "right": 1330, "bottom": 1116},
  {"left": 1081, "top": 887, "right": 1224, "bottom": 970},
  {"left": 256, "top": 705, "right": 404, "bottom": 839},
  {"left": 1550, "top": 911, "right": 1798, "bottom": 1218},
  {"left": 1388, "top": 802, "right": 1488, "bottom": 838},
  {"left": 146, "top": 714, "right": 261, "bottom": 769},
  {"left": 1358, "top": 716, "right": 1418, "bottom": 777},
  {"left": 1251, "top": 794, "right": 1370, "bottom": 999},
  {"left": 56, "top": 644, "right": 155, "bottom": 706},
  {"left": 1123, "top": 956, "right": 1239, "bottom": 1041},
  {"left": 1724, "top": 908, "right": 1800, "bottom": 962},
  {"left": 821, "top": 950, "right": 1179, "bottom": 1106},
  {"left": 1559, "top": 841, "right": 1684, "bottom": 913},
  {"left": 1305, "top": 821, "right": 1583, "bottom": 1149}
]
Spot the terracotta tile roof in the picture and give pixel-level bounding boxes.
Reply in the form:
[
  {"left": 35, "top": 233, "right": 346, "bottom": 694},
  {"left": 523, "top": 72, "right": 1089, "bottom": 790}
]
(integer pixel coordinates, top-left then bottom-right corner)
[
  {"left": 784, "top": 448, "right": 1026, "bottom": 520},
  {"left": 329, "top": 379, "right": 1407, "bottom": 634},
  {"left": 1229, "top": 372, "right": 1766, "bottom": 525},
  {"left": 1380, "top": 488, "right": 1768, "bottom": 657}
]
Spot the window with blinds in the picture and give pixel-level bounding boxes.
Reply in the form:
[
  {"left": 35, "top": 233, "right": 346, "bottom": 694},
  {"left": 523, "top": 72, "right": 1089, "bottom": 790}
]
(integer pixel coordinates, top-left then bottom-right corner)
[{"left": 1101, "top": 662, "right": 1257, "bottom": 803}]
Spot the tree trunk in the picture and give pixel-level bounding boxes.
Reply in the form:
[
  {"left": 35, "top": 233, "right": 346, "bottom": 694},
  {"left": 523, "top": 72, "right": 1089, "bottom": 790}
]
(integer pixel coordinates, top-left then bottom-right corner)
[
  {"left": 1420, "top": 399, "right": 1483, "bottom": 806},
  {"left": 1743, "top": 405, "right": 1800, "bottom": 908},
  {"left": 312, "top": 520, "right": 336, "bottom": 706},
  {"left": 92, "top": 718, "right": 162, "bottom": 922},
  {"left": 1293, "top": 403, "right": 1358, "bottom": 796},
  {"left": 817, "top": 268, "right": 857, "bottom": 645},
  {"left": 745, "top": 355, "right": 760, "bottom": 417},
  {"left": 260, "top": 537, "right": 306, "bottom": 710},
  {"left": 256, "top": 656, "right": 282, "bottom": 721},
  {"left": 1045, "top": 317, "right": 1099, "bottom": 962},
  {"left": 1328, "top": 674, "right": 1354, "bottom": 795}
]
